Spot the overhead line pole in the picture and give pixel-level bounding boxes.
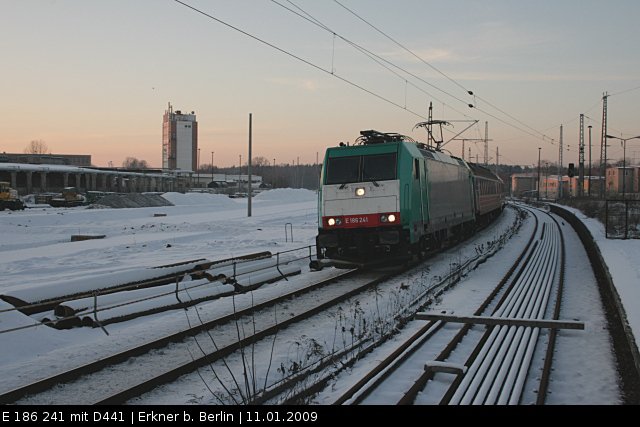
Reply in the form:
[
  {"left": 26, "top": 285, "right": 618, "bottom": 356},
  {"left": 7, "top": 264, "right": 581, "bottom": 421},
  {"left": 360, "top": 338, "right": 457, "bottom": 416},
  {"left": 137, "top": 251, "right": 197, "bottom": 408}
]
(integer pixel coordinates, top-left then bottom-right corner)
[
  {"left": 600, "top": 93, "right": 609, "bottom": 198},
  {"left": 484, "top": 122, "right": 489, "bottom": 166},
  {"left": 558, "top": 125, "right": 563, "bottom": 199},
  {"left": 579, "top": 114, "right": 585, "bottom": 197},
  {"left": 248, "top": 113, "right": 252, "bottom": 217}
]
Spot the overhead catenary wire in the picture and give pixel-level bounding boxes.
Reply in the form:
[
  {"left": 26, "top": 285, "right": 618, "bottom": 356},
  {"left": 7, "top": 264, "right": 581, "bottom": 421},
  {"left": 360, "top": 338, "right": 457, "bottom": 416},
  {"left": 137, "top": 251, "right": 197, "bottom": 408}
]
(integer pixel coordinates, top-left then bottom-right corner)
[
  {"left": 269, "top": 0, "right": 475, "bottom": 120},
  {"left": 609, "top": 85, "right": 640, "bottom": 97},
  {"left": 172, "top": 0, "right": 429, "bottom": 121},
  {"left": 333, "top": 0, "right": 473, "bottom": 97},
  {"left": 332, "top": 0, "right": 559, "bottom": 147}
]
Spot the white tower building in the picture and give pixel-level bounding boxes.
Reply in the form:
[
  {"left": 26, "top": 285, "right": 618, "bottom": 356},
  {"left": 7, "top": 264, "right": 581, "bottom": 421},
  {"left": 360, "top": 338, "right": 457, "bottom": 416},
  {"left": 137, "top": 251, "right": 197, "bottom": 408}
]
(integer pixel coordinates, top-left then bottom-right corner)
[{"left": 162, "top": 102, "right": 197, "bottom": 171}]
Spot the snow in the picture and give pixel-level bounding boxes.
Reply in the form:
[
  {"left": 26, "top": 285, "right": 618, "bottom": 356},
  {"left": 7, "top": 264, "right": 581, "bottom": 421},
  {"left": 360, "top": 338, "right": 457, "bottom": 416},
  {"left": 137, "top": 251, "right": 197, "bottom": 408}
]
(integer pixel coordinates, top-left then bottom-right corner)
[
  {"left": 564, "top": 206, "right": 640, "bottom": 347},
  {"left": 0, "top": 191, "right": 637, "bottom": 405}
]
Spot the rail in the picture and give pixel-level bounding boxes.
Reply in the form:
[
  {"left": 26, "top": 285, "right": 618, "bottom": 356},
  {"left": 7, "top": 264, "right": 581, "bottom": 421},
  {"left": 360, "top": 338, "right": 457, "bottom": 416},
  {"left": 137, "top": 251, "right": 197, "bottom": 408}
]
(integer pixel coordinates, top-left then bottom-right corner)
[{"left": 0, "top": 246, "right": 317, "bottom": 335}]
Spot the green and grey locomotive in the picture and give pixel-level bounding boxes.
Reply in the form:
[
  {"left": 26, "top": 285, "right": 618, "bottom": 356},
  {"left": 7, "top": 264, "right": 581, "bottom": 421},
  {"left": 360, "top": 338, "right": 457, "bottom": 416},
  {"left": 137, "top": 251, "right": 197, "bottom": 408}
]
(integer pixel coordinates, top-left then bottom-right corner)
[{"left": 315, "top": 130, "right": 504, "bottom": 265}]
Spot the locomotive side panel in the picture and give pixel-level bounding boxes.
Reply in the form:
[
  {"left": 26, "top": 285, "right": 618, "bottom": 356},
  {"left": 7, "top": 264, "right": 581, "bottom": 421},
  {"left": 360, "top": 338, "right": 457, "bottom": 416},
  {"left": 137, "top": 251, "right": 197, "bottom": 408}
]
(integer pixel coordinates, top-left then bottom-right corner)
[{"left": 423, "top": 154, "right": 474, "bottom": 234}]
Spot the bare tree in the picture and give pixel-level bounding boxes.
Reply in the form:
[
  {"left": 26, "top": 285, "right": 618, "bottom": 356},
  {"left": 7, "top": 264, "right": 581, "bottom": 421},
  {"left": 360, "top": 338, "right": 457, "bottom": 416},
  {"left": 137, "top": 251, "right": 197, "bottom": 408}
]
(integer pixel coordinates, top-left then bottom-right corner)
[
  {"left": 24, "top": 140, "right": 49, "bottom": 154},
  {"left": 252, "top": 156, "right": 270, "bottom": 167},
  {"left": 122, "top": 157, "right": 149, "bottom": 169}
]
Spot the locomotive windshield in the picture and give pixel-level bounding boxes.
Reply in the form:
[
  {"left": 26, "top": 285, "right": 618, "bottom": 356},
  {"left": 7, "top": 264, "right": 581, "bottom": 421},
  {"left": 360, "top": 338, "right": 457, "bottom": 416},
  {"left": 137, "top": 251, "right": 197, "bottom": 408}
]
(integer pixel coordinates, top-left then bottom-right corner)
[
  {"left": 325, "top": 153, "right": 397, "bottom": 184},
  {"left": 325, "top": 156, "right": 360, "bottom": 185},
  {"left": 362, "top": 154, "right": 397, "bottom": 181}
]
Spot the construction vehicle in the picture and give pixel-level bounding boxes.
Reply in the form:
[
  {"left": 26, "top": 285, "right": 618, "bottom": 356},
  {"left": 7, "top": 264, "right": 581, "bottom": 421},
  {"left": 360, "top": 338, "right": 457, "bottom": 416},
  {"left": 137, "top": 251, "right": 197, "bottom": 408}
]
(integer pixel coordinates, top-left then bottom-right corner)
[
  {"left": 0, "top": 181, "right": 25, "bottom": 211},
  {"left": 49, "top": 187, "right": 86, "bottom": 208}
]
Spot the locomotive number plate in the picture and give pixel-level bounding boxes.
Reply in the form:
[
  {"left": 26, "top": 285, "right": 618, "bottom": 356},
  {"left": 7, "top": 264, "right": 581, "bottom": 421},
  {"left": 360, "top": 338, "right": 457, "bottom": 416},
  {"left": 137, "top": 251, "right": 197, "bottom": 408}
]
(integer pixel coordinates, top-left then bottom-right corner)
[{"left": 345, "top": 216, "right": 369, "bottom": 224}]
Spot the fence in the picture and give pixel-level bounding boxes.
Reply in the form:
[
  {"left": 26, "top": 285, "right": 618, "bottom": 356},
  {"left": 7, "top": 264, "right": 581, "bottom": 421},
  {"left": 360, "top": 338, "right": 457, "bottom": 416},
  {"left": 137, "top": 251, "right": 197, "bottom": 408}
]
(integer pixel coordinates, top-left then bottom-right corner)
[{"left": 605, "top": 200, "right": 640, "bottom": 239}]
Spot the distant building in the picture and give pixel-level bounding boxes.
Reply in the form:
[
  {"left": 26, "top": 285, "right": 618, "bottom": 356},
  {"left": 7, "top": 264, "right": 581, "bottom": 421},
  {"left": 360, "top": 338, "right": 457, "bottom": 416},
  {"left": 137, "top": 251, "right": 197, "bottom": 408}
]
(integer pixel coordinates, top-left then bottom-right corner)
[
  {"left": 606, "top": 165, "right": 640, "bottom": 196},
  {"left": 539, "top": 175, "right": 570, "bottom": 199},
  {"left": 1, "top": 153, "right": 91, "bottom": 166},
  {"left": 162, "top": 103, "right": 197, "bottom": 171},
  {"left": 511, "top": 173, "right": 538, "bottom": 197}
]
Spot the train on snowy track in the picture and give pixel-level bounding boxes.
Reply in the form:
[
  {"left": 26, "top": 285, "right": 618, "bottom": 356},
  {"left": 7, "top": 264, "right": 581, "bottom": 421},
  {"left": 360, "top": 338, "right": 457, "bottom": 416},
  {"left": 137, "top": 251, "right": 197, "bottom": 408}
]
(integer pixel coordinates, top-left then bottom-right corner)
[{"left": 314, "top": 129, "right": 505, "bottom": 266}]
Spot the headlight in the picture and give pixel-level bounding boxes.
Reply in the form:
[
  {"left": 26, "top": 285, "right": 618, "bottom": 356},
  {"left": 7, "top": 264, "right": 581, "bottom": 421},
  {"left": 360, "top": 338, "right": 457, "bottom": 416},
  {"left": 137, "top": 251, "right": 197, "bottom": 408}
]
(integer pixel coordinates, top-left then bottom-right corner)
[
  {"left": 355, "top": 187, "right": 365, "bottom": 197},
  {"left": 380, "top": 214, "right": 396, "bottom": 223},
  {"left": 328, "top": 218, "right": 336, "bottom": 226}
]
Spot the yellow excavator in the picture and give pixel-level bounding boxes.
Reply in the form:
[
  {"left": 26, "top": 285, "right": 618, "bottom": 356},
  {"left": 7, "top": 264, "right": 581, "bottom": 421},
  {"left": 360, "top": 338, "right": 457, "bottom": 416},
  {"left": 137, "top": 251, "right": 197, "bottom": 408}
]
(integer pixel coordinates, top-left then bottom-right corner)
[
  {"left": 0, "top": 181, "right": 25, "bottom": 211},
  {"left": 49, "top": 187, "right": 86, "bottom": 208}
]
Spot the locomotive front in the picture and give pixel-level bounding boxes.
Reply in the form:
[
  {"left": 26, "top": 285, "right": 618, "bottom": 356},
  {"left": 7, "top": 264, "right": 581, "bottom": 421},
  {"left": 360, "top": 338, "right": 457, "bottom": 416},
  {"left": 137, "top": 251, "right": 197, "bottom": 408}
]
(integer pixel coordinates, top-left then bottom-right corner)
[{"left": 315, "top": 132, "right": 410, "bottom": 263}]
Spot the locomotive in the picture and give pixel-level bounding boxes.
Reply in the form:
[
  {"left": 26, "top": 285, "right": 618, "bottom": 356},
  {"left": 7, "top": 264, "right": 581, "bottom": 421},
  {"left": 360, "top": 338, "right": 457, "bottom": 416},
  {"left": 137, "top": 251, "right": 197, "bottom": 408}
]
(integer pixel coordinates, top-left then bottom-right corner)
[{"left": 314, "top": 130, "right": 504, "bottom": 265}]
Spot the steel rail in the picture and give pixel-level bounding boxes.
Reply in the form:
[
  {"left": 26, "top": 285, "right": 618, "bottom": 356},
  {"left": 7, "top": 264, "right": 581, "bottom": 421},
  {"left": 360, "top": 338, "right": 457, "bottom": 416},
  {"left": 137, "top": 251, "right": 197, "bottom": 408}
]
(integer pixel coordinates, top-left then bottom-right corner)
[
  {"left": 0, "top": 268, "right": 360, "bottom": 404},
  {"left": 327, "top": 205, "right": 537, "bottom": 405},
  {"left": 446, "top": 209, "right": 563, "bottom": 405},
  {"left": 536, "top": 212, "right": 567, "bottom": 404}
]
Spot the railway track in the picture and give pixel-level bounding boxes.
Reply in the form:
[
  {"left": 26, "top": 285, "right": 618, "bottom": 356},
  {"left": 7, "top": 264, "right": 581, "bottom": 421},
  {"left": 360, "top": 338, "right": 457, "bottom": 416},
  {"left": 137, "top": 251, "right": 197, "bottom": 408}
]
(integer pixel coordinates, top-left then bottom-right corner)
[
  {"left": 2, "top": 266, "right": 402, "bottom": 404},
  {"left": 242, "top": 207, "right": 527, "bottom": 405},
  {"left": 1, "top": 205, "right": 524, "bottom": 405},
  {"left": 328, "top": 206, "right": 583, "bottom": 405}
]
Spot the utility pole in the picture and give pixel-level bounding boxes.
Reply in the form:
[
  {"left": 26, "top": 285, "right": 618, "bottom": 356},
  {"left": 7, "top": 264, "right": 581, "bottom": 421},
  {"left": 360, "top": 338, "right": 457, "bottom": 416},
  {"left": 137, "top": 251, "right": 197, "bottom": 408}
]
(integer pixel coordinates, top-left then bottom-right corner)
[
  {"left": 600, "top": 92, "right": 609, "bottom": 198},
  {"left": 537, "top": 147, "right": 542, "bottom": 201},
  {"left": 211, "top": 151, "right": 214, "bottom": 186},
  {"left": 484, "top": 121, "right": 489, "bottom": 166},
  {"left": 453, "top": 138, "right": 490, "bottom": 162},
  {"left": 495, "top": 146, "right": 499, "bottom": 175},
  {"left": 579, "top": 114, "right": 585, "bottom": 197},
  {"left": 545, "top": 162, "right": 549, "bottom": 199},
  {"left": 248, "top": 113, "right": 252, "bottom": 217},
  {"left": 558, "top": 125, "right": 563, "bottom": 199},
  {"left": 587, "top": 125, "right": 593, "bottom": 197},
  {"left": 197, "top": 148, "right": 201, "bottom": 188}
]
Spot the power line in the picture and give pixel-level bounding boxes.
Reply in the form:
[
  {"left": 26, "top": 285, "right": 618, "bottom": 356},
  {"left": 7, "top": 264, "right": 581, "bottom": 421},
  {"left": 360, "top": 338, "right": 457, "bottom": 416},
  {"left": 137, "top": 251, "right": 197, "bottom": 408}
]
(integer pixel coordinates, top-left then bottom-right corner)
[
  {"left": 269, "top": 0, "right": 475, "bottom": 118},
  {"left": 609, "top": 85, "right": 640, "bottom": 97},
  {"left": 333, "top": 0, "right": 473, "bottom": 97},
  {"left": 173, "top": 0, "right": 428, "bottom": 120},
  {"left": 332, "top": 0, "right": 559, "bottom": 147}
]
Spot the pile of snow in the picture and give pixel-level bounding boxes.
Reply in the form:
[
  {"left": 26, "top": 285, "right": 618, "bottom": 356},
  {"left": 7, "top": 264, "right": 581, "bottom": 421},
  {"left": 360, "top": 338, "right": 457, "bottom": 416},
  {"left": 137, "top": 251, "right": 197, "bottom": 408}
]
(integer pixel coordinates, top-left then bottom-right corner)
[{"left": 161, "top": 192, "right": 239, "bottom": 209}]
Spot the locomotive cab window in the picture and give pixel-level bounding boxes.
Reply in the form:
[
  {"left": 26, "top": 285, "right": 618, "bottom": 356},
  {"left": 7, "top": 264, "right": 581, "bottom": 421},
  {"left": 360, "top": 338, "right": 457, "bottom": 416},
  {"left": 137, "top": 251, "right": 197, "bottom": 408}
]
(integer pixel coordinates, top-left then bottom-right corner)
[
  {"left": 326, "top": 156, "right": 360, "bottom": 184},
  {"left": 326, "top": 153, "right": 397, "bottom": 184},
  {"left": 362, "top": 153, "right": 397, "bottom": 182}
]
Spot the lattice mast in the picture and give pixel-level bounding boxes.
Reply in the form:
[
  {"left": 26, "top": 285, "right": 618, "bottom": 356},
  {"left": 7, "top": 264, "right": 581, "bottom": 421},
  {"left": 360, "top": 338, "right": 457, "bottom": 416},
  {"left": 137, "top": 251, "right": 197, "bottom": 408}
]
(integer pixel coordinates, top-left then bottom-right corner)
[
  {"left": 578, "top": 114, "right": 585, "bottom": 197},
  {"left": 484, "top": 122, "right": 489, "bottom": 165},
  {"left": 558, "top": 125, "right": 563, "bottom": 199},
  {"left": 599, "top": 93, "right": 608, "bottom": 198}
]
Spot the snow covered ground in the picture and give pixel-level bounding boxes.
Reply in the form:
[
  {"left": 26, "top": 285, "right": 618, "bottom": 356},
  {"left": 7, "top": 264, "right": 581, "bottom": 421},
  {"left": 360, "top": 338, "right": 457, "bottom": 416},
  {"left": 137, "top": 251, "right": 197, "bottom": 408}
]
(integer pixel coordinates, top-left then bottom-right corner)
[
  {"left": 560, "top": 206, "right": 640, "bottom": 349},
  {"left": 0, "top": 189, "right": 319, "bottom": 373},
  {"left": 0, "top": 190, "right": 637, "bottom": 404}
]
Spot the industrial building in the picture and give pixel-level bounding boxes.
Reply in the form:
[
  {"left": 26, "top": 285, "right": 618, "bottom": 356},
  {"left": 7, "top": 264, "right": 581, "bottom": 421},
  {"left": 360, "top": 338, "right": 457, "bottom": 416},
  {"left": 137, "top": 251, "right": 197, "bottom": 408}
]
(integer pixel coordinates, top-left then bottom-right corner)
[
  {"left": 162, "top": 103, "right": 197, "bottom": 171},
  {"left": 0, "top": 153, "right": 91, "bottom": 167},
  {"left": 0, "top": 163, "right": 191, "bottom": 195}
]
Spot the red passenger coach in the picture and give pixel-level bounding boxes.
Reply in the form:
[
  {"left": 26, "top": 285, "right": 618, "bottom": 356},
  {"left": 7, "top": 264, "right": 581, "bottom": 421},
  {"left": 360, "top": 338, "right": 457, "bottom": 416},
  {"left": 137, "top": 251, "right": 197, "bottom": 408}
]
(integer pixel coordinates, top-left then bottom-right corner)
[{"left": 468, "top": 163, "right": 505, "bottom": 219}]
